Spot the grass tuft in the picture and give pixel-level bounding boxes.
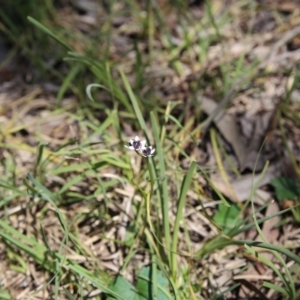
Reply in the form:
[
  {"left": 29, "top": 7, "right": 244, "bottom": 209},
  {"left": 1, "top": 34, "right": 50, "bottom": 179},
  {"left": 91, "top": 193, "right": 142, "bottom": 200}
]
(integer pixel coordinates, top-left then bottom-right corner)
[{"left": 0, "top": 1, "right": 300, "bottom": 299}]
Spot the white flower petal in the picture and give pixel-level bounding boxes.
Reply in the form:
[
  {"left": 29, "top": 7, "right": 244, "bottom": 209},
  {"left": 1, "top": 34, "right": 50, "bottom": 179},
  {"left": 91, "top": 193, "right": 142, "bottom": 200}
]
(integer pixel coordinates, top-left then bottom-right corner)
[
  {"left": 125, "top": 145, "right": 135, "bottom": 150},
  {"left": 125, "top": 136, "right": 147, "bottom": 151},
  {"left": 140, "top": 140, "right": 147, "bottom": 149}
]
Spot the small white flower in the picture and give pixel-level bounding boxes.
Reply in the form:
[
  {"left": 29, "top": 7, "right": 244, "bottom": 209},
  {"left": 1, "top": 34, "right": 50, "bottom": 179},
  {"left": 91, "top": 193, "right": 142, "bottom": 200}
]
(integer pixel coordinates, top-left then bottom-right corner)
[
  {"left": 125, "top": 136, "right": 146, "bottom": 151},
  {"left": 141, "top": 145, "right": 155, "bottom": 157},
  {"left": 125, "top": 136, "right": 155, "bottom": 158}
]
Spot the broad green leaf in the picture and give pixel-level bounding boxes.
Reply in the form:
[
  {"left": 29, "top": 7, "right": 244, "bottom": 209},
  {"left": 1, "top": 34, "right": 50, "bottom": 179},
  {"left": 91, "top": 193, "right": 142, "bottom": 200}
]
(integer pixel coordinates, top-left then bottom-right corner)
[
  {"left": 270, "top": 177, "right": 300, "bottom": 201},
  {"left": 0, "top": 289, "right": 11, "bottom": 300},
  {"left": 108, "top": 276, "right": 143, "bottom": 300},
  {"left": 213, "top": 203, "right": 242, "bottom": 234},
  {"left": 136, "top": 266, "right": 171, "bottom": 300}
]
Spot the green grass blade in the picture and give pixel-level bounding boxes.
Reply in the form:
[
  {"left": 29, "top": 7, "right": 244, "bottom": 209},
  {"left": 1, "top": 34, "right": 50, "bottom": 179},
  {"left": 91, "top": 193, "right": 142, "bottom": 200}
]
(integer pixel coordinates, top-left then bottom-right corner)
[
  {"left": 263, "top": 282, "right": 289, "bottom": 297},
  {"left": 120, "top": 70, "right": 147, "bottom": 136},
  {"left": 249, "top": 158, "right": 295, "bottom": 297},
  {"left": 151, "top": 112, "right": 171, "bottom": 263},
  {"left": 171, "top": 161, "right": 196, "bottom": 280},
  {"left": 196, "top": 237, "right": 300, "bottom": 264},
  {"left": 27, "top": 16, "right": 73, "bottom": 51},
  {"left": 57, "top": 64, "right": 81, "bottom": 103},
  {"left": 0, "top": 221, "right": 123, "bottom": 299},
  {"left": 86, "top": 83, "right": 107, "bottom": 102},
  {"left": 58, "top": 174, "right": 84, "bottom": 194},
  {"left": 198, "top": 166, "right": 230, "bottom": 207},
  {"left": 35, "top": 143, "right": 45, "bottom": 167},
  {"left": 244, "top": 244, "right": 290, "bottom": 296}
]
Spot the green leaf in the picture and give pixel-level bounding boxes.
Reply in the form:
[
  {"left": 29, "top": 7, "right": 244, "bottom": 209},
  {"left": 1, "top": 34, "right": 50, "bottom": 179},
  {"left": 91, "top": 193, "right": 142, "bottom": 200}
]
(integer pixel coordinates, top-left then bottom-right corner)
[
  {"left": 108, "top": 276, "right": 143, "bottom": 300},
  {"left": 0, "top": 289, "right": 11, "bottom": 300},
  {"left": 213, "top": 203, "right": 242, "bottom": 234},
  {"left": 136, "top": 266, "right": 171, "bottom": 300},
  {"left": 270, "top": 177, "right": 300, "bottom": 202},
  {"left": 107, "top": 267, "right": 172, "bottom": 300},
  {"left": 263, "top": 281, "right": 289, "bottom": 297}
]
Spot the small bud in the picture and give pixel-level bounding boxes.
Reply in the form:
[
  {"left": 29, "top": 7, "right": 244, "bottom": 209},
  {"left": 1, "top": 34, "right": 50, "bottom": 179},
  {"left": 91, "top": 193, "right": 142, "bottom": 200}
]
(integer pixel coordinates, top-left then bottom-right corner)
[{"left": 141, "top": 146, "right": 155, "bottom": 157}]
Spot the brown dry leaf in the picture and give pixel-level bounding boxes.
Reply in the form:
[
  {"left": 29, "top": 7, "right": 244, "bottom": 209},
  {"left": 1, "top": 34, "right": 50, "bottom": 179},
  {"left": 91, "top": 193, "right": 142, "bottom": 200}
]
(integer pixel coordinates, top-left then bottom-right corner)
[
  {"left": 211, "top": 163, "right": 280, "bottom": 203},
  {"left": 200, "top": 96, "right": 247, "bottom": 168},
  {"left": 257, "top": 201, "right": 280, "bottom": 244},
  {"left": 241, "top": 109, "right": 278, "bottom": 171},
  {"left": 200, "top": 91, "right": 282, "bottom": 171}
]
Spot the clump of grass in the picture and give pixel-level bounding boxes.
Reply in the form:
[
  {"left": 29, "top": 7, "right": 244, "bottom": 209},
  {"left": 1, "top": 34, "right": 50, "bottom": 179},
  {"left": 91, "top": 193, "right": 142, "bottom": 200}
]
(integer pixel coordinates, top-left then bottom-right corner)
[{"left": 1, "top": 1, "right": 300, "bottom": 299}]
